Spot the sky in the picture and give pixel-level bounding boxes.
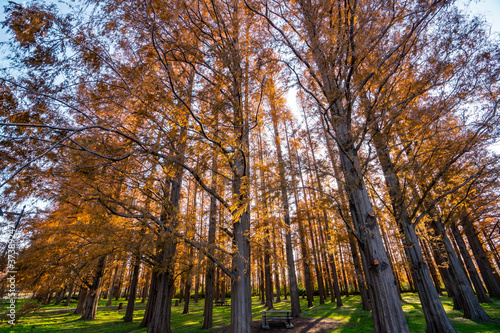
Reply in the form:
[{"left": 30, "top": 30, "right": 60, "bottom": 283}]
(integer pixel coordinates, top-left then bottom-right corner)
[{"left": 464, "top": 0, "right": 500, "bottom": 33}]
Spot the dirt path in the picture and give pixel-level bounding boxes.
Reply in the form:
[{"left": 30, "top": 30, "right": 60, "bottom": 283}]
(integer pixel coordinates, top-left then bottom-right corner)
[{"left": 211, "top": 318, "right": 342, "bottom": 333}]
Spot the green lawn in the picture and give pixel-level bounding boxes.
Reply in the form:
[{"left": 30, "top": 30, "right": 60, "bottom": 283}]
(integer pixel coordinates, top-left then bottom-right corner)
[{"left": 1, "top": 294, "right": 499, "bottom": 332}]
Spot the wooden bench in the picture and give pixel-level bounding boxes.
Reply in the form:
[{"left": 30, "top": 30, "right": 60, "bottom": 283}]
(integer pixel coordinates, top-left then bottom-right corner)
[
  {"left": 214, "top": 300, "right": 229, "bottom": 306},
  {"left": 262, "top": 310, "right": 293, "bottom": 329}
]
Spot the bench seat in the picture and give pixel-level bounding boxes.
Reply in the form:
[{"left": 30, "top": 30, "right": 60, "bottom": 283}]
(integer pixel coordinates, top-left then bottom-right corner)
[{"left": 262, "top": 310, "right": 294, "bottom": 329}]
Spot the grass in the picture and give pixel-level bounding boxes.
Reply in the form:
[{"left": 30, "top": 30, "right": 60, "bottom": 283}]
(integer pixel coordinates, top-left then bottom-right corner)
[{"left": 1, "top": 293, "right": 499, "bottom": 332}]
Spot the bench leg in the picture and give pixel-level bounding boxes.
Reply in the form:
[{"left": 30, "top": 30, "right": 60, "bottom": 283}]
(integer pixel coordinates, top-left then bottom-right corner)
[
  {"left": 285, "top": 318, "right": 294, "bottom": 329},
  {"left": 262, "top": 318, "right": 270, "bottom": 330}
]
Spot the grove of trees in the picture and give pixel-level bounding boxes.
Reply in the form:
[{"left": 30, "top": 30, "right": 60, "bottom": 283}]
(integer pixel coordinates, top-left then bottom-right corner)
[{"left": 1, "top": 0, "right": 499, "bottom": 332}]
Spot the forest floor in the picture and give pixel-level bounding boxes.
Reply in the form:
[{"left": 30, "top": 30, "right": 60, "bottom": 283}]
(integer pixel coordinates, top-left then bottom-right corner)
[{"left": 1, "top": 293, "right": 500, "bottom": 332}]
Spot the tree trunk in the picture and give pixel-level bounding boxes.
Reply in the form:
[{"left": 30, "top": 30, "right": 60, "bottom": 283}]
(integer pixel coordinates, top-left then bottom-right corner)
[
  {"left": 183, "top": 275, "right": 192, "bottom": 314},
  {"left": 264, "top": 239, "right": 274, "bottom": 310},
  {"left": 74, "top": 287, "right": 88, "bottom": 314},
  {"left": 124, "top": 254, "right": 141, "bottom": 322},
  {"left": 274, "top": 261, "right": 281, "bottom": 303},
  {"left": 333, "top": 128, "right": 409, "bottom": 332},
  {"left": 147, "top": 261, "right": 176, "bottom": 333},
  {"left": 194, "top": 254, "right": 202, "bottom": 303},
  {"left": 338, "top": 243, "right": 349, "bottom": 297},
  {"left": 115, "top": 264, "right": 125, "bottom": 301},
  {"left": 272, "top": 114, "right": 301, "bottom": 316},
  {"left": 107, "top": 262, "right": 120, "bottom": 306},
  {"left": 65, "top": 280, "right": 75, "bottom": 307},
  {"left": 81, "top": 256, "right": 107, "bottom": 320},
  {"left": 450, "top": 222, "right": 491, "bottom": 303},
  {"left": 140, "top": 271, "right": 157, "bottom": 328},
  {"left": 371, "top": 129, "right": 458, "bottom": 332},
  {"left": 483, "top": 230, "right": 500, "bottom": 272},
  {"left": 230, "top": 187, "right": 252, "bottom": 332},
  {"left": 147, "top": 166, "right": 184, "bottom": 333},
  {"left": 427, "top": 215, "right": 491, "bottom": 321},
  {"left": 379, "top": 223, "right": 402, "bottom": 298},
  {"left": 462, "top": 218, "right": 500, "bottom": 299},
  {"left": 54, "top": 287, "right": 66, "bottom": 305},
  {"left": 141, "top": 268, "right": 151, "bottom": 304},
  {"left": 202, "top": 158, "right": 217, "bottom": 328},
  {"left": 420, "top": 239, "right": 443, "bottom": 296},
  {"left": 348, "top": 233, "right": 371, "bottom": 310}
]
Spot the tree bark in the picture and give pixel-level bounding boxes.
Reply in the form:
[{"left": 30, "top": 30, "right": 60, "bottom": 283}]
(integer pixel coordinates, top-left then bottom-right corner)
[
  {"left": 183, "top": 274, "right": 192, "bottom": 314},
  {"left": 338, "top": 243, "right": 349, "bottom": 297},
  {"left": 74, "top": 287, "right": 88, "bottom": 314},
  {"left": 147, "top": 166, "right": 184, "bottom": 333},
  {"left": 333, "top": 126, "right": 409, "bottom": 332},
  {"left": 81, "top": 255, "right": 107, "bottom": 320},
  {"left": 141, "top": 268, "right": 151, "bottom": 304},
  {"left": 107, "top": 262, "right": 120, "bottom": 307},
  {"left": 124, "top": 254, "right": 141, "bottom": 322},
  {"left": 140, "top": 271, "right": 157, "bottom": 328},
  {"left": 450, "top": 222, "right": 491, "bottom": 303},
  {"left": 271, "top": 113, "right": 301, "bottom": 316},
  {"left": 54, "top": 286, "right": 66, "bottom": 305},
  {"left": 420, "top": 239, "right": 443, "bottom": 296},
  {"left": 371, "top": 128, "right": 458, "bottom": 332},
  {"left": 462, "top": 218, "right": 500, "bottom": 299},
  {"left": 114, "top": 264, "right": 125, "bottom": 301},
  {"left": 427, "top": 215, "right": 491, "bottom": 321},
  {"left": 202, "top": 168, "right": 217, "bottom": 328},
  {"left": 348, "top": 233, "right": 371, "bottom": 310},
  {"left": 65, "top": 279, "right": 75, "bottom": 307}
]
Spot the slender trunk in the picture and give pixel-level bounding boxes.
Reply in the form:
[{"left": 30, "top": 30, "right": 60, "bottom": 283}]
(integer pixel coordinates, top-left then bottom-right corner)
[
  {"left": 141, "top": 268, "right": 151, "bottom": 304},
  {"left": 264, "top": 231, "right": 274, "bottom": 310},
  {"left": 348, "top": 233, "right": 370, "bottom": 310},
  {"left": 115, "top": 264, "right": 125, "bottom": 301},
  {"left": 308, "top": 215, "right": 325, "bottom": 304},
  {"left": 202, "top": 157, "right": 217, "bottom": 328},
  {"left": 81, "top": 256, "right": 107, "bottom": 320},
  {"left": 271, "top": 114, "right": 301, "bottom": 316},
  {"left": 420, "top": 239, "right": 443, "bottom": 296},
  {"left": 259, "top": 259, "right": 265, "bottom": 304},
  {"left": 216, "top": 267, "right": 221, "bottom": 302},
  {"left": 450, "top": 222, "right": 491, "bottom": 303},
  {"left": 462, "top": 218, "right": 500, "bottom": 299},
  {"left": 179, "top": 276, "right": 185, "bottom": 304},
  {"left": 54, "top": 287, "right": 66, "bottom": 305},
  {"left": 379, "top": 223, "right": 402, "bottom": 298},
  {"left": 194, "top": 253, "right": 202, "bottom": 303},
  {"left": 483, "top": 230, "right": 500, "bottom": 272},
  {"left": 432, "top": 243, "right": 460, "bottom": 308},
  {"left": 65, "top": 280, "right": 75, "bottom": 307},
  {"left": 338, "top": 243, "right": 349, "bottom": 297},
  {"left": 281, "top": 248, "right": 288, "bottom": 300},
  {"left": 274, "top": 274, "right": 281, "bottom": 302},
  {"left": 124, "top": 254, "right": 141, "bottom": 322},
  {"left": 302, "top": 111, "right": 339, "bottom": 305},
  {"left": 107, "top": 262, "right": 120, "bottom": 306},
  {"left": 427, "top": 215, "right": 491, "bottom": 321},
  {"left": 183, "top": 274, "right": 192, "bottom": 314},
  {"left": 321, "top": 116, "right": 359, "bottom": 307}
]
